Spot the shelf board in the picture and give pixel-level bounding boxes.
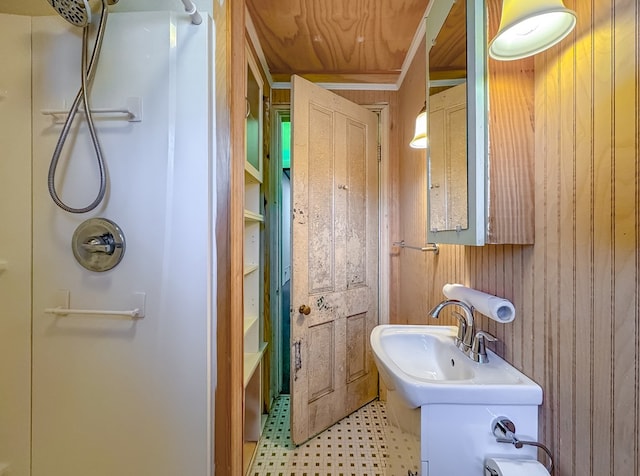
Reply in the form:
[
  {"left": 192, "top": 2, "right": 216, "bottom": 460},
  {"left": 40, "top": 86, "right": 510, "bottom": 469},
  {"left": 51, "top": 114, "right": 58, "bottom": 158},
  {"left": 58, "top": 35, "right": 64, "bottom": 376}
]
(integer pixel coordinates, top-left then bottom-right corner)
[
  {"left": 244, "top": 264, "right": 259, "bottom": 276},
  {"left": 243, "top": 441, "right": 257, "bottom": 476},
  {"left": 244, "top": 342, "right": 268, "bottom": 388},
  {"left": 244, "top": 315, "right": 259, "bottom": 335},
  {"left": 245, "top": 163, "right": 262, "bottom": 183},
  {"left": 244, "top": 210, "right": 264, "bottom": 222}
]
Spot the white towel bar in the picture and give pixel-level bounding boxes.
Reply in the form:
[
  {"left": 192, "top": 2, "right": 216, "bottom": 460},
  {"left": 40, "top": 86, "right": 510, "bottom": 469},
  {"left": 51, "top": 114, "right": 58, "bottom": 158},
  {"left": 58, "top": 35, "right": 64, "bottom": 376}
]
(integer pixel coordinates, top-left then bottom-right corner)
[
  {"left": 45, "top": 307, "right": 141, "bottom": 319},
  {"left": 45, "top": 290, "right": 146, "bottom": 320},
  {"left": 42, "top": 97, "right": 142, "bottom": 123}
]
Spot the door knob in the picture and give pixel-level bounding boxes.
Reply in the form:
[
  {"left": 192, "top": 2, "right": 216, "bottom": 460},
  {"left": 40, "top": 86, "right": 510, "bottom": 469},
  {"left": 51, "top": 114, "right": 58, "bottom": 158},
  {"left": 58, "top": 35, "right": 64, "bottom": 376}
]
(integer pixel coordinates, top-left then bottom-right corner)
[{"left": 299, "top": 304, "right": 311, "bottom": 315}]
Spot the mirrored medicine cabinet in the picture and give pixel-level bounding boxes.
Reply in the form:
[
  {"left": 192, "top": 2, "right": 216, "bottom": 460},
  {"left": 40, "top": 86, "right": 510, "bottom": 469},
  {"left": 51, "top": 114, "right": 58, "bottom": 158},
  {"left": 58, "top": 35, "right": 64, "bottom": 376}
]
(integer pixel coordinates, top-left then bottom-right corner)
[
  {"left": 425, "top": 0, "right": 487, "bottom": 245},
  {"left": 424, "top": 0, "right": 535, "bottom": 246}
]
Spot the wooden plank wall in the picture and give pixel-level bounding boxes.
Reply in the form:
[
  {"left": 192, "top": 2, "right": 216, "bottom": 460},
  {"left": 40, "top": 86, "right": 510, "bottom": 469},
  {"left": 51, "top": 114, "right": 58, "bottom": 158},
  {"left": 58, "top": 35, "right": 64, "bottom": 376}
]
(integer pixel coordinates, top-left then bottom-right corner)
[
  {"left": 396, "top": 0, "right": 640, "bottom": 474},
  {"left": 486, "top": 0, "right": 535, "bottom": 244}
]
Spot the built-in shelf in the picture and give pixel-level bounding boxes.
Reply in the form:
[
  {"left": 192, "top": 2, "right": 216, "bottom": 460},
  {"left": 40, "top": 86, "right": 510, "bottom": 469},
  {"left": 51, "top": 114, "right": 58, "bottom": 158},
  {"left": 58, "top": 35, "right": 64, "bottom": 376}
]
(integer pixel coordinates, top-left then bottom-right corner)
[
  {"left": 245, "top": 162, "right": 262, "bottom": 183},
  {"left": 244, "top": 210, "right": 264, "bottom": 222},
  {"left": 244, "top": 342, "right": 267, "bottom": 388},
  {"left": 244, "top": 40, "right": 266, "bottom": 455},
  {"left": 244, "top": 315, "right": 258, "bottom": 335},
  {"left": 244, "top": 314, "right": 259, "bottom": 352},
  {"left": 244, "top": 264, "right": 259, "bottom": 276}
]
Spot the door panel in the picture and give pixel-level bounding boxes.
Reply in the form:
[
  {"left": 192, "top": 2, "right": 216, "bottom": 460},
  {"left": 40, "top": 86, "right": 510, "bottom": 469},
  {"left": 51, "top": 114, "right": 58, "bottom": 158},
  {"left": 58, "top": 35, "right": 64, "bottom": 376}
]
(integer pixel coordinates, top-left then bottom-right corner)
[
  {"left": 290, "top": 75, "right": 379, "bottom": 445},
  {"left": 307, "top": 104, "right": 335, "bottom": 293},
  {"left": 307, "top": 321, "right": 336, "bottom": 401}
]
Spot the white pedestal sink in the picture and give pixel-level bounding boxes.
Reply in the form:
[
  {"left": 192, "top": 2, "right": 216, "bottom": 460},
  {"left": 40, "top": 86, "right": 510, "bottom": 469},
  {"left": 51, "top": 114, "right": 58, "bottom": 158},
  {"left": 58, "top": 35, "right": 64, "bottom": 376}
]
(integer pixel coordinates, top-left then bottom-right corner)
[{"left": 371, "top": 325, "right": 543, "bottom": 476}]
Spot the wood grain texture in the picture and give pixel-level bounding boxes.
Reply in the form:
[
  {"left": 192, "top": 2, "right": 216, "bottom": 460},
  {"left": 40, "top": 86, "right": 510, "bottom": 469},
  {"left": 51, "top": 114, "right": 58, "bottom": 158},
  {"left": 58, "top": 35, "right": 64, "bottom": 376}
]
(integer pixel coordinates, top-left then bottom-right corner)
[
  {"left": 261, "top": 82, "right": 272, "bottom": 417},
  {"left": 290, "top": 77, "right": 379, "bottom": 444},
  {"left": 272, "top": 86, "right": 401, "bottom": 322},
  {"left": 486, "top": 0, "right": 535, "bottom": 244},
  {"left": 270, "top": 72, "right": 401, "bottom": 85},
  {"left": 429, "top": 0, "right": 466, "bottom": 75},
  {"left": 395, "top": 0, "right": 640, "bottom": 474},
  {"left": 214, "top": 1, "right": 245, "bottom": 474},
  {"left": 246, "top": 0, "right": 427, "bottom": 83}
]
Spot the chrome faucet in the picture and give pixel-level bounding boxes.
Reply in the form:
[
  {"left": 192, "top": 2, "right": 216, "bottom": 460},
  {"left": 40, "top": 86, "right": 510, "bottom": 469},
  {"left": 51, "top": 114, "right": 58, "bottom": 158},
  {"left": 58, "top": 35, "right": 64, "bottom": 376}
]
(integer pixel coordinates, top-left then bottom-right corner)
[
  {"left": 428, "top": 299, "right": 499, "bottom": 363},
  {"left": 428, "top": 300, "right": 475, "bottom": 352}
]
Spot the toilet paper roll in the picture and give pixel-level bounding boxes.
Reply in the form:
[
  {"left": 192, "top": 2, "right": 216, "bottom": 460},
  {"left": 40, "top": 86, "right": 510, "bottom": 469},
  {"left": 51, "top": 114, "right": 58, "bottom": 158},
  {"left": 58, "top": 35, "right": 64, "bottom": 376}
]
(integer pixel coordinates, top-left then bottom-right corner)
[
  {"left": 442, "top": 283, "right": 516, "bottom": 323},
  {"left": 485, "top": 457, "right": 550, "bottom": 476}
]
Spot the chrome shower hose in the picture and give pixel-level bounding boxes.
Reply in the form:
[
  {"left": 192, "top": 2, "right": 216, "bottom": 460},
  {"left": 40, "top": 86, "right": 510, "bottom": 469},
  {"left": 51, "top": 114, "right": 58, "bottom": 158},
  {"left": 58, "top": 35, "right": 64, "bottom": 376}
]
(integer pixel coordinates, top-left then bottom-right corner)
[{"left": 47, "top": 0, "right": 109, "bottom": 214}]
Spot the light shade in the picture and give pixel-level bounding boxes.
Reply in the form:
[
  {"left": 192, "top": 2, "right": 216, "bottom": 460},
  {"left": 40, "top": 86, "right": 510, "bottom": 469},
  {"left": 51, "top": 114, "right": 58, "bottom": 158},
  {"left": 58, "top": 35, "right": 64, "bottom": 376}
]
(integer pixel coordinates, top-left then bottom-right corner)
[
  {"left": 409, "top": 104, "right": 427, "bottom": 149},
  {"left": 489, "top": 0, "right": 576, "bottom": 61}
]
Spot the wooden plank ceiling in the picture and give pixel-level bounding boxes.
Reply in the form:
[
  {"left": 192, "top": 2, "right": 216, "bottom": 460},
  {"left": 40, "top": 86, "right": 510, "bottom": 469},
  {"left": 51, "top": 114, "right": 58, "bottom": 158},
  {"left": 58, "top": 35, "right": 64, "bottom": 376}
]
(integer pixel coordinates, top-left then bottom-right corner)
[
  {"left": 429, "top": 0, "right": 465, "bottom": 81},
  {"left": 246, "top": 0, "right": 431, "bottom": 85}
]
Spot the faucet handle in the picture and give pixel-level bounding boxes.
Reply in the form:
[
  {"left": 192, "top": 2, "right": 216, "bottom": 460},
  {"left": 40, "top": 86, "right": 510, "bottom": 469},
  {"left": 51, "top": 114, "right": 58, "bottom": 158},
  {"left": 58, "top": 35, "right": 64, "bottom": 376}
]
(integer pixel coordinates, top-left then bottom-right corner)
[{"left": 471, "top": 331, "right": 498, "bottom": 363}]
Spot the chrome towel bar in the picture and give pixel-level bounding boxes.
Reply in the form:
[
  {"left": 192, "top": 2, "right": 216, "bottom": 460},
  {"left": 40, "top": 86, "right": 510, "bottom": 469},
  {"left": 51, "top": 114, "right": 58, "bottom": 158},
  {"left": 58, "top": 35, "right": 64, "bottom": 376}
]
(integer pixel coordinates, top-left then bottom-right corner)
[{"left": 393, "top": 240, "right": 439, "bottom": 254}]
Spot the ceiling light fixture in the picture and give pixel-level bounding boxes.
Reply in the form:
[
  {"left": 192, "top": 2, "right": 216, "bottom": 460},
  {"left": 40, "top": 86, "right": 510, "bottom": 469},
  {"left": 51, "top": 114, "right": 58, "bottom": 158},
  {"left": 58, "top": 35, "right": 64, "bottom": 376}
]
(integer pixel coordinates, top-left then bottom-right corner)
[
  {"left": 489, "top": 0, "right": 576, "bottom": 61},
  {"left": 409, "top": 102, "right": 427, "bottom": 149}
]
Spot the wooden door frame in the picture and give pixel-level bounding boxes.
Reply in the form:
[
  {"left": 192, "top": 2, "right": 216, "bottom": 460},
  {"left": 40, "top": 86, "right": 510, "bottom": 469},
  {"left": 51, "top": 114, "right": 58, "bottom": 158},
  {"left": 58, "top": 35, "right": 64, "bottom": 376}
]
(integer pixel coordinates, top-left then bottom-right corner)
[
  {"left": 368, "top": 103, "right": 391, "bottom": 326},
  {"left": 214, "top": 0, "right": 245, "bottom": 474},
  {"left": 267, "top": 106, "right": 290, "bottom": 399}
]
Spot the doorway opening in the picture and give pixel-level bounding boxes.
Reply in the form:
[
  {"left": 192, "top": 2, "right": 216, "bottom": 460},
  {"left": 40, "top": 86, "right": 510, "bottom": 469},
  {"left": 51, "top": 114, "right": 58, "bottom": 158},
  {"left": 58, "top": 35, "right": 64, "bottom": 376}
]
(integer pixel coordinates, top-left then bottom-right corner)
[
  {"left": 279, "top": 113, "right": 291, "bottom": 394},
  {"left": 268, "top": 107, "right": 291, "bottom": 399}
]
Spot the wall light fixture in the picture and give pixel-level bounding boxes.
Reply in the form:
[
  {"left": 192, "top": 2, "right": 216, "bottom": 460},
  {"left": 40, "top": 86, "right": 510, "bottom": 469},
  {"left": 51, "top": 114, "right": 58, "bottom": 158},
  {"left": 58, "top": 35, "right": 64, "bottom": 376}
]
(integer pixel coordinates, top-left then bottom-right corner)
[
  {"left": 489, "top": 0, "right": 576, "bottom": 61},
  {"left": 409, "top": 102, "right": 427, "bottom": 149}
]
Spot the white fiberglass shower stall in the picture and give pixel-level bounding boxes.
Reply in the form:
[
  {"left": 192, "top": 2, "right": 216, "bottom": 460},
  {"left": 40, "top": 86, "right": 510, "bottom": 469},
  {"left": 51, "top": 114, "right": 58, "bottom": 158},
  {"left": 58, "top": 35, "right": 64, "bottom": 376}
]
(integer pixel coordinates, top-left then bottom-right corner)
[{"left": 0, "top": 4, "right": 216, "bottom": 476}]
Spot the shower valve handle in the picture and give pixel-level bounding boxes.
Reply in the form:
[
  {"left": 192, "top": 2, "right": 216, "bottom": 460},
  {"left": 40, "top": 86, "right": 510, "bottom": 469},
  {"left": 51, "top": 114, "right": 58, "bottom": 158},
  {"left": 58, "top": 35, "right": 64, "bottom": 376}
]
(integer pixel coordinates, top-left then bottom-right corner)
[{"left": 81, "top": 233, "right": 121, "bottom": 255}]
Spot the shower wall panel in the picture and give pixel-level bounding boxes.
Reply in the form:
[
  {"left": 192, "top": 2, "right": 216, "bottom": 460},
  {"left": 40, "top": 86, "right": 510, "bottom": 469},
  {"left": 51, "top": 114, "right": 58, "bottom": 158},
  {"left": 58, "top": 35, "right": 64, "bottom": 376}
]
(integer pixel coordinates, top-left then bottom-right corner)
[
  {"left": 30, "top": 12, "right": 214, "bottom": 476},
  {"left": 0, "top": 14, "right": 33, "bottom": 476}
]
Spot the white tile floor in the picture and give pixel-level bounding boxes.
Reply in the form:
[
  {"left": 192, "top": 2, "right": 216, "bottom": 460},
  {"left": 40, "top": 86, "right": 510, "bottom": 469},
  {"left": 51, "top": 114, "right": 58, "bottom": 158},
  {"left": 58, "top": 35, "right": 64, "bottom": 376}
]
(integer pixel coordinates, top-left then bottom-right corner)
[{"left": 249, "top": 396, "right": 388, "bottom": 476}]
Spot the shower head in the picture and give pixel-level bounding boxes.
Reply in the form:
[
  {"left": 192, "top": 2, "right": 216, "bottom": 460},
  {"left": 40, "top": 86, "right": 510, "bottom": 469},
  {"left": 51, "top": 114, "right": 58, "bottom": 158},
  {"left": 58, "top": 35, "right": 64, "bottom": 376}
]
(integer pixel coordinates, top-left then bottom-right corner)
[
  {"left": 46, "top": 0, "right": 92, "bottom": 27},
  {"left": 45, "top": 0, "right": 119, "bottom": 27}
]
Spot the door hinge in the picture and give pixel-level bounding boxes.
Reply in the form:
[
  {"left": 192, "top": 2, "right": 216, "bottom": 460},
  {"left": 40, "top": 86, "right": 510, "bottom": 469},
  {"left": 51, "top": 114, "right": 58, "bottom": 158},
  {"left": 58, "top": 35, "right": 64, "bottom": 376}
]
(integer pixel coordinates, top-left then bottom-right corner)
[
  {"left": 377, "top": 144, "right": 382, "bottom": 162},
  {"left": 293, "top": 339, "right": 302, "bottom": 381}
]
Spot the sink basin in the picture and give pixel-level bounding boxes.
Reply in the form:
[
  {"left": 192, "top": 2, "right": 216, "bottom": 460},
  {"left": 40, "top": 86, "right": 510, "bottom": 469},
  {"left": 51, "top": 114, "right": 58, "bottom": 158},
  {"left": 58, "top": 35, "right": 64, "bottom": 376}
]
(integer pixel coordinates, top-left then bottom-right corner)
[{"left": 370, "top": 325, "right": 542, "bottom": 408}]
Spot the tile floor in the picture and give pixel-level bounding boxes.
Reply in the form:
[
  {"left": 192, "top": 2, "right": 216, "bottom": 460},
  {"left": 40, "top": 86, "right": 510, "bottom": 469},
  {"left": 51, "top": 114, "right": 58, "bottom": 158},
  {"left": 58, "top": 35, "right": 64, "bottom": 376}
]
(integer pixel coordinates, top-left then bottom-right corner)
[{"left": 249, "top": 396, "right": 388, "bottom": 476}]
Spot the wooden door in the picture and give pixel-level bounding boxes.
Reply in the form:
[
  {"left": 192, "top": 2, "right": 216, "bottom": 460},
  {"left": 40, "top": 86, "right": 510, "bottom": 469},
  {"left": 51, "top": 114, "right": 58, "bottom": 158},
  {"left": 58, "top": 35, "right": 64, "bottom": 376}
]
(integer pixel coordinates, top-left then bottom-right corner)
[
  {"left": 428, "top": 82, "right": 468, "bottom": 232},
  {"left": 290, "top": 75, "right": 379, "bottom": 445}
]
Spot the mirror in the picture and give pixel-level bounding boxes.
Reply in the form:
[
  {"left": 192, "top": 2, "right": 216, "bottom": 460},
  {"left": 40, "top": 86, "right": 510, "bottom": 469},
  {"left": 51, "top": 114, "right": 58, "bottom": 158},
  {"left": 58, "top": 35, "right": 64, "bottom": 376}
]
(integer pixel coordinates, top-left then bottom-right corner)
[{"left": 425, "top": 0, "right": 487, "bottom": 245}]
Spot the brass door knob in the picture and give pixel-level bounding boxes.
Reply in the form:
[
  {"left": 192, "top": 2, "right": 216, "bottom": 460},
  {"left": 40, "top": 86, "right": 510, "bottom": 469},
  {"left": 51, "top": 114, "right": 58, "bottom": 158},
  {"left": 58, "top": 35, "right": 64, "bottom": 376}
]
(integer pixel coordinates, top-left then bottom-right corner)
[{"left": 299, "top": 304, "right": 311, "bottom": 315}]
